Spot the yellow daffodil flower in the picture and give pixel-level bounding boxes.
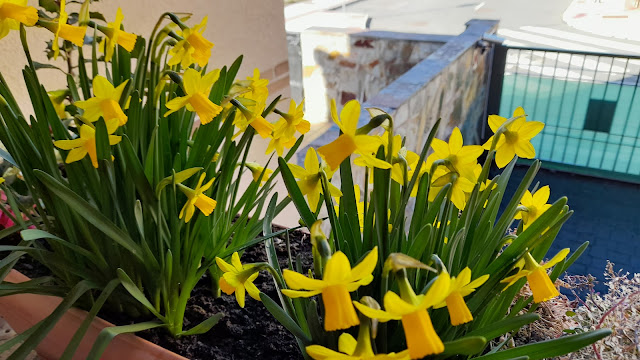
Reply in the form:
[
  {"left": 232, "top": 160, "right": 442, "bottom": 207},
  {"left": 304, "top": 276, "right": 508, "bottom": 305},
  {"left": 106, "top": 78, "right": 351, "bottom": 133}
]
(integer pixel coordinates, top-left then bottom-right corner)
[
  {"left": 165, "top": 68, "right": 222, "bottom": 124},
  {"left": 515, "top": 185, "right": 552, "bottom": 230},
  {"left": 99, "top": 7, "right": 137, "bottom": 62},
  {"left": 215, "top": 252, "right": 261, "bottom": 308},
  {"left": 428, "top": 127, "right": 484, "bottom": 172},
  {"left": 306, "top": 327, "right": 409, "bottom": 360},
  {"left": 47, "top": 90, "right": 68, "bottom": 119},
  {"left": 282, "top": 247, "right": 378, "bottom": 331},
  {"left": 317, "top": 99, "right": 391, "bottom": 171},
  {"left": 53, "top": 118, "right": 121, "bottom": 168},
  {"left": 0, "top": 177, "right": 4, "bottom": 185},
  {"left": 287, "top": 147, "right": 342, "bottom": 212},
  {"left": 483, "top": 107, "right": 545, "bottom": 168},
  {"left": 433, "top": 268, "right": 488, "bottom": 326},
  {"left": 168, "top": 16, "right": 214, "bottom": 68},
  {"left": 429, "top": 166, "right": 476, "bottom": 210},
  {"left": 245, "top": 162, "right": 272, "bottom": 185},
  {"left": 40, "top": 0, "right": 86, "bottom": 59},
  {"left": 231, "top": 68, "right": 269, "bottom": 103},
  {"left": 368, "top": 132, "right": 419, "bottom": 186},
  {"left": 273, "top": 99, "right": 310, "bottom": 140},
  {"left": 75, "top": 76, "right": 129, "bottom": 125},
  {"left": 501, "top": 249, "right": 569, "bottom": 303},
  {"left": 0, "top": 0, "right": 37, "bottom": 39},
  {"left": 353, "top": 274, "right": 450, "bottom": 359},
  {"left": 268, "top": 99, "right": 311, "bottom": 156},
  {"left": 177, "top": 173, "right": 216, "bottom": 223},
  {"left": 266, "top": 136, "right": 296, "bottom": 157},
  {"left": 231, "top": 70, "right": 273, "bottom": 139}
]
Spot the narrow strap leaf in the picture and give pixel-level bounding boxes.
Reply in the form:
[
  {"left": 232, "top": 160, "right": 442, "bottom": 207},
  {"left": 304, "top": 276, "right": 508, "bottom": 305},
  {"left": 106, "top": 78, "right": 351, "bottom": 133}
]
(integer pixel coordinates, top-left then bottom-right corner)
[
  {"left": 85, "top": 321, "right": 164, "bottom": 360},
  {"left": 176, "top": 313, "right": 224, "bottom": 336},
  {"left": 472, "top": 329, "right": 611, "bottom": 360}
]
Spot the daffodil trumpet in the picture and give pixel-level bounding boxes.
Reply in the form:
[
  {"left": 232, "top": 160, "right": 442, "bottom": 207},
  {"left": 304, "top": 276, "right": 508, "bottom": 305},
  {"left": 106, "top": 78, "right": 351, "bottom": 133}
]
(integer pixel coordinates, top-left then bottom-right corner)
[
  {"left": 353, "top": 271, "right": 449, "bottom": 359},
  {"left": 501, "top": 249, "right": 570, "bottom": 303},
  {"left": 306, "top": 311, "right": 410, "bottom": 360}
]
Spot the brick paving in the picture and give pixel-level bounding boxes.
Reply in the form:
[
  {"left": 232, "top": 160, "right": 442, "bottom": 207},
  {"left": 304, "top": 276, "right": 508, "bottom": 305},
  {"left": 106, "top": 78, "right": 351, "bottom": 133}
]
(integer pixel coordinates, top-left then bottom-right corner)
[{"left": 500, "top": 165, "right": 640, "bottom": 290}]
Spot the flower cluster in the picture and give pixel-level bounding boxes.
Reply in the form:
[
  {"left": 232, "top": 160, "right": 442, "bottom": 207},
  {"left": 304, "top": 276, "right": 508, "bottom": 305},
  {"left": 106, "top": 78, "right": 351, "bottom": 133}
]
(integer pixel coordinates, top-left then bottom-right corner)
[{"left": 213, "top": 100, "right": 588, "bottom": 359}]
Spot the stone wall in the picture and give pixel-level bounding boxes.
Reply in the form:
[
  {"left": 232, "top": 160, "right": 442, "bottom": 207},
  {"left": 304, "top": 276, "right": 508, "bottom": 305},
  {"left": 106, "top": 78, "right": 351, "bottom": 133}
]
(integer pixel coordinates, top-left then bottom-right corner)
[
  {"left": 290, "top": 29, "right": 450, "bottom": 123},
  {"left": 301, "top": 20, "right": 499, "bottom": 168}
]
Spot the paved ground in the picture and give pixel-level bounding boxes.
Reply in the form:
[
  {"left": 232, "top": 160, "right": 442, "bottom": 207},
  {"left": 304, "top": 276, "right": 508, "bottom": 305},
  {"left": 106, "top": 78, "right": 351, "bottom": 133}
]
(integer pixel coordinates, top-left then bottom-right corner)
[
  {"left": 340, "top": 0, "right": 640, "bottom": 55},
  {"left": 500, "top": 165, "right": 640, "bottom": 291}
]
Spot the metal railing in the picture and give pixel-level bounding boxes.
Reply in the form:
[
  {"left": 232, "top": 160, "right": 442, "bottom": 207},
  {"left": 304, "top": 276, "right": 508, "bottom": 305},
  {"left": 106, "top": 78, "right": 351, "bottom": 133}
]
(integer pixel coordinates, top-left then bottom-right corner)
[{"left": 487, "top": 44, "right": 640, "bottom": 183}]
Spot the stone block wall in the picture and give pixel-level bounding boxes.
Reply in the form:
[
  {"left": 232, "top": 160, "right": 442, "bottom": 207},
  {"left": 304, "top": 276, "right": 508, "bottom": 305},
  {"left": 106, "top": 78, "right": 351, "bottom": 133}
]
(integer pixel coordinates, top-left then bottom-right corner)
[
  {"left": 300, "top": 20, "right": 499, "bottom": 181},
  {"left": 290, "top": 29, "right": 451, "bottom": 123},
  {"left": 365, "top": 20, "right": 499, "bottom": 151}
]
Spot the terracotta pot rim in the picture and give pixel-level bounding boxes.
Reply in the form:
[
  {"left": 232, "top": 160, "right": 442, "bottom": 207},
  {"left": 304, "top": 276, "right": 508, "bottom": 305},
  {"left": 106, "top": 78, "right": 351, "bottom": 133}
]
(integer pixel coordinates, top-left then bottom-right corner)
[{"left": 0, "top": 269, "right": 188, "bottom": 360}]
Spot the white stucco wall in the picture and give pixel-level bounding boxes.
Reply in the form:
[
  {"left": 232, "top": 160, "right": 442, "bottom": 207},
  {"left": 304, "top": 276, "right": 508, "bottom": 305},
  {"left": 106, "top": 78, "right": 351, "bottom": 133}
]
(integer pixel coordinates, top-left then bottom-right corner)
[{"left": 0, "top": 0, "right": 289, "bottom": 114}]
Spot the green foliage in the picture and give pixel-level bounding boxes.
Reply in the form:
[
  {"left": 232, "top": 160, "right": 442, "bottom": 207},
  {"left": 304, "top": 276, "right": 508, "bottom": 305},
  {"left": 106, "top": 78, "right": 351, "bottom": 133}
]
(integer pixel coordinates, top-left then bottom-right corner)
[
  {"left": 0, "top": 3, "right": 289, "bottom": 358},
  {"left": 256, "top": 108, "right": 608, "bottom": 359}
]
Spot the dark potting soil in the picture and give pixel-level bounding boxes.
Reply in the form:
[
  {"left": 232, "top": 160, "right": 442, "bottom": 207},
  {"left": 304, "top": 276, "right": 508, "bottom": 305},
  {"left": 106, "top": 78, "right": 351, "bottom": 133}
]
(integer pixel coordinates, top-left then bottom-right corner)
[{"left": 101, "top": 227, "right": 313, "bottom": 360}]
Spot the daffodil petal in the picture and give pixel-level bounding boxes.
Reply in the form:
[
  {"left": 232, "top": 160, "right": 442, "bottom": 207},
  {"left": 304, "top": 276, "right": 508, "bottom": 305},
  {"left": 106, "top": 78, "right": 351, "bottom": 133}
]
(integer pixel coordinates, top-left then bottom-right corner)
[
  {"left": 305, "top": 345, "right": 346, "bottom": 360},
  {"left": 283, "top": 269, "right": 326, "bottom": 290},
  {"left": 352, "top": 301, "right": 400, "bottom": 322},
  {"left": 323, "top": 251, "right": 351, "bottom": 284},
  {"left": 348, "top": 247, "right": 378, "bottom": 282},
  {"left": 542, "top": 248, "right": 570, "bottom": 269},
  {"left": 281, "top": 288, "right": 322, "bottom": 298},
  {"left": 338, "top": 333, "right": 357, "bottom": 355}
]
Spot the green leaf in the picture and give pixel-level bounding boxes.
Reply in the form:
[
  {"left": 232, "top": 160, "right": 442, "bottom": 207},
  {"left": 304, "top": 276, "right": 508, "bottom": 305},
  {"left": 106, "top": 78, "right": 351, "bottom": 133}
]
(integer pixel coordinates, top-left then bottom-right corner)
[
  {"left": 466, "top": 313, "right": 539, "bottom": 341},
  {"left": 116, "top": 269, "right": 164, "bottom": 320},
  {"left": 32, "top": 62, "right": 65, "bottom": 73},
  {"left": 86, "top": 322, "right": 164, "bottom": 360},
  {"left": 260, "top": 292, "right": 311, "bottom": 345},
  {"left": 441, "top": 336, "right": 487, "bottom": 356},
  {"left": 60, "top": 279, "right": 120, "bottom": 360},
  {"left": 177, "top": 313, "right": 224, "bottom": 336},
  {"left": 89, "top": 11, "right": 106, "bottom": 22},
  {"left": 277, "top": 157, "right": 315, "bottom": 228},
  {"left": 7, "top": 280, "right": 97, "bottom": 360},
  {"left": 473, "top": 329, "right": 611, "bottom": 360},
  {"left": 39, "top": 0, "right": 59, "bottom": 12},
  {"left": 33, "top": 170, "right": 144, "bottom": 261},
  {"left": 156, "top": 167, "right": 203, "bottom": 197}
]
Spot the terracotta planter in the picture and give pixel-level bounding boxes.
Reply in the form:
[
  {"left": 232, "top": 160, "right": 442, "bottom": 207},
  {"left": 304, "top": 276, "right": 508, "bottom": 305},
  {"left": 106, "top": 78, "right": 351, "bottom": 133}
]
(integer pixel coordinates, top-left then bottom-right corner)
[{"left": 0, "top": 270, "right": 187, "bottom": 360}]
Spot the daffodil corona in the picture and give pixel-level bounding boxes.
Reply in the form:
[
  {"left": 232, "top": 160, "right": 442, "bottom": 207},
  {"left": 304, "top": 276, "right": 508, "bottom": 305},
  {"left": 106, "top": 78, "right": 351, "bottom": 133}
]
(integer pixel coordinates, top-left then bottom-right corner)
[
  {"left": 99, "top": 7, "right": 137, "bottom": 62},
  {"left": 168, "top": 17, "right": 214, "bottom": 68},
  {"left": 501, "top": 249, "right": 569, "bottom": 303},
  {"left": 165, "top": 68, "right": 222, "bottom": 124},
  {"left": 75, "top": 76, "right": 129, "bottom": 126},
  {"left": 0, "top": 0, "right": 38, "bottom": 39},
  {"left": 353, "top": 274, "right": 450, "bottom": 359},
  {"left": 245, "top": 162, "right": 272, "bottom": 186},
  {"left": 306, "top": 326, "right": 409, "bottom": 360},
  {"left": 282, "top": 247, "right": 378, "bottom": 331},
  {"left": 317, "top": 100, "right": 391, "bottom": 171},
  {"left": 177, "top": 173, "right": 216, "bottom": 223},
  {"left": 433, "top": 268, "right": 488, "bottom": 326},
  {"left": 53, "top": 119, "right": 122, "bottom": 168},
  {"left": 40, "top": 0, "right": 86, "bottom": 59},
  {"left": 215, "top": 252, "right": 261, "bottom": 308}
]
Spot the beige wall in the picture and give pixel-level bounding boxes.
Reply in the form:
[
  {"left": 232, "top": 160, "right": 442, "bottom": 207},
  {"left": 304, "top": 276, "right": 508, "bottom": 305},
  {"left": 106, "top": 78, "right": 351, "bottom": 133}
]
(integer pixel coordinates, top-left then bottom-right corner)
[{"left": 0, "top": 0, "right": 290, "bottom": 114}]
